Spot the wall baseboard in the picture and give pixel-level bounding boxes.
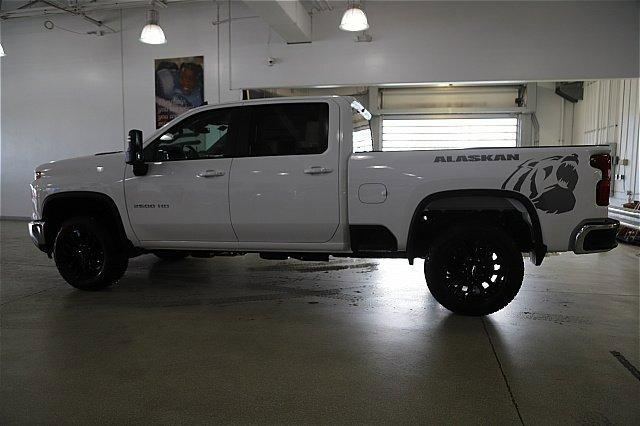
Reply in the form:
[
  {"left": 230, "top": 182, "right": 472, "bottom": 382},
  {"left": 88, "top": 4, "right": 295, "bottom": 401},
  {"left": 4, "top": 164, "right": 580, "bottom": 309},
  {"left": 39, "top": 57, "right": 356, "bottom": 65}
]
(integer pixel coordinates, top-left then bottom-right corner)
[{"left": 1, "top": 216, "right": 31, "bottom": 221}]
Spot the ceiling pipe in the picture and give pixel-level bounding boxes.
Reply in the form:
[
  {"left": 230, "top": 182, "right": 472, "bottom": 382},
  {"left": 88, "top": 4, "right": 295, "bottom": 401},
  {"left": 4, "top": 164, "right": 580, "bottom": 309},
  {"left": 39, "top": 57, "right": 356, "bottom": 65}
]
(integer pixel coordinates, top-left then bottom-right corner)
[
  {"left": 33, "top": 0, "right": 117, "bottom": 32},
  {"left": 0, "top": 0, "right": 209, "bottom": 21}
]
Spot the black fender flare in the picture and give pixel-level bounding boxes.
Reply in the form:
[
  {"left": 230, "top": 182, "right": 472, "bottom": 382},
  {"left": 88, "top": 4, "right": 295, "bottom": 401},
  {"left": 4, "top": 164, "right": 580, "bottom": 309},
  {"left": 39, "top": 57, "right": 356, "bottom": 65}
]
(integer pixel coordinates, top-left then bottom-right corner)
[
  {"left": 42, "top": 191, "right": 130, "bottom": 250},
  {"left": 406, "top": 189, "right": 547, "bottom": 265}
]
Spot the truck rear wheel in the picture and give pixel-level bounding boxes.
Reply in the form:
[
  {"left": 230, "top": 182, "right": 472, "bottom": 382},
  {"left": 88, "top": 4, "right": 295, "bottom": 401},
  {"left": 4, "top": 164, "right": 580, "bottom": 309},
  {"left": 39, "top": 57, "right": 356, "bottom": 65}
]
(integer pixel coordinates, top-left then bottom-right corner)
[
  {"left": 424, "top": 225, "right": 524, "bottom": 316},
  {"left": 53, "top": 217, "right": 128, "bottom": 291}
]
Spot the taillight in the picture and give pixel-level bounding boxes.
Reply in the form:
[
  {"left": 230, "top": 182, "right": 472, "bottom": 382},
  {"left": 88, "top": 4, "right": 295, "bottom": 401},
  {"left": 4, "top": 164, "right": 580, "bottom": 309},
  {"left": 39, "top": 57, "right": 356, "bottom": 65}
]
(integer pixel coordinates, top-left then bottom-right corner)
[{"left": 590, "top": 154, "right": 611, "bottom": 206}]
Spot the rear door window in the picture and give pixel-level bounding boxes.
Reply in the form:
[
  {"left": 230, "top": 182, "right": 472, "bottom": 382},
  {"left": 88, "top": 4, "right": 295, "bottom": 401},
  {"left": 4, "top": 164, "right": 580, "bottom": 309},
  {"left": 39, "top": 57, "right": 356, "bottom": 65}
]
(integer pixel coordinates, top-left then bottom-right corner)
[{"left": 246, "top": 103, "right": 329, "bottom": 157}]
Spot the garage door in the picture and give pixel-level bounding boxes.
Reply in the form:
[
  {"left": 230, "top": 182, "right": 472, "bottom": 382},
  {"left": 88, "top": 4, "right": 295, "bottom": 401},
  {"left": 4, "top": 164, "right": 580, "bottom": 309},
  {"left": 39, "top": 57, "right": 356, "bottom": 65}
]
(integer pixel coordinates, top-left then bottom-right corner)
[{"left": 382, "top": 117, "right": 518, "bottom": 151}]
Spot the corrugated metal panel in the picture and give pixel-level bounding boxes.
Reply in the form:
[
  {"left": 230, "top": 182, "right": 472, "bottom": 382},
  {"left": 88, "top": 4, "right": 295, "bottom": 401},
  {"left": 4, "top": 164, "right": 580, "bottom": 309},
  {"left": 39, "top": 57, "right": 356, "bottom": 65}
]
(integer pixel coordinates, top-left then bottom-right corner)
[
  {"left": 382, "top": 117, "right": 518, "bottom": 151},
  {"left": 582, "top": 79, "right": 639, "bottom": 201}
]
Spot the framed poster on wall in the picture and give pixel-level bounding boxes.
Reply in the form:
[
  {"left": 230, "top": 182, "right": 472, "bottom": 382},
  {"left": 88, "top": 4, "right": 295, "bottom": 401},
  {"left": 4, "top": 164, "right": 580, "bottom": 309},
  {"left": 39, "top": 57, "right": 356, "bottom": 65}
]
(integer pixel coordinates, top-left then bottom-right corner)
[{"left": 155, "top": 56, "right": 204, "bottom": 128}]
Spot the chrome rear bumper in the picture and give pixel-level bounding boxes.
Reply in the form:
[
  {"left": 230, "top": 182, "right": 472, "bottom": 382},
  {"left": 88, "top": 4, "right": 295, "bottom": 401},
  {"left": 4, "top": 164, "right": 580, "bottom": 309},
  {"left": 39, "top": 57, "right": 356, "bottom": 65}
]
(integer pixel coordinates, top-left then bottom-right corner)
[
  {"left": 572, "top": 218, "right": 619, "bottom": 254},
  {"left": 28, "top": 220, "right": 47, "bottom": 252}
]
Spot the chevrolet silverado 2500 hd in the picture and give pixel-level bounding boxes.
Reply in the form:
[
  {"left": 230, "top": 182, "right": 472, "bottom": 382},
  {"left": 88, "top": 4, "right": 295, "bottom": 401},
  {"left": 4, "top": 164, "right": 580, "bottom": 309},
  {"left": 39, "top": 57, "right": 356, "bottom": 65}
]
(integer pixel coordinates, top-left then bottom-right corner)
[{"left": 29, "top": 96, "right": 619, "bottom": 315}]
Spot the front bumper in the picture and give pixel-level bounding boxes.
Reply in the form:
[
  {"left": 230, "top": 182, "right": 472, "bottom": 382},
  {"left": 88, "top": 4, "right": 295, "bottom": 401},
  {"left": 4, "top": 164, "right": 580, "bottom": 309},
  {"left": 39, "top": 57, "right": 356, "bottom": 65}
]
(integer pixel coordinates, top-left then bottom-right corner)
[
  {"left": 571, "top": 218, "right": 619, "bottom": 254},
  {"left": 28, "top": 220, "right": 47, "bottom": 252}
]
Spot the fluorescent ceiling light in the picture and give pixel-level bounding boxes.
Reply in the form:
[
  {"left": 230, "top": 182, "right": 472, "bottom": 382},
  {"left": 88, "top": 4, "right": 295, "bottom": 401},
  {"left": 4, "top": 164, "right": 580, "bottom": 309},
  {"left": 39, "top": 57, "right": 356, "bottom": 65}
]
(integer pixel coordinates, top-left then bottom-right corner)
[
  {"left": 339, "top": 5, "right": 369, "bottom": 32},
  {"left": 0, "top": 42, "right": 5, "bottom": 57},
  {"left": 140, "top": 9, "right": 167, "bottom": 45}
]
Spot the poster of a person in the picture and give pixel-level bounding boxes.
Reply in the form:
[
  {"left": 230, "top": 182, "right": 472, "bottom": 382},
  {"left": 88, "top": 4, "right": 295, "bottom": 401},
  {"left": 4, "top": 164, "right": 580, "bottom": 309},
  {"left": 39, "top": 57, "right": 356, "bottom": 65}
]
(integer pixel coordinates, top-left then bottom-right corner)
[{"left": 155, "top": 56, "right": 204, "bottom": 128}]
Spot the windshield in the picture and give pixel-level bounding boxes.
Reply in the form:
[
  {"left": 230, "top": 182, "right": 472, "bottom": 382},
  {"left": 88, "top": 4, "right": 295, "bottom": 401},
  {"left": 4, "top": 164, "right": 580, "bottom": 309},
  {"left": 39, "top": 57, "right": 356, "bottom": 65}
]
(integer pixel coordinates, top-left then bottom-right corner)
[{"left": 351, "top": 100, "right": 373, "bottom": 152}]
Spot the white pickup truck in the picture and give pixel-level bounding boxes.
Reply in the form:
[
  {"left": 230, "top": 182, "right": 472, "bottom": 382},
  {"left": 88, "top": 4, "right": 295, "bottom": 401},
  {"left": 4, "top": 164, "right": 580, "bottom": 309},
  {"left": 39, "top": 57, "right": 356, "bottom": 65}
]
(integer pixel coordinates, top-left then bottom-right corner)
[{"left": 29, "top": 96, "right": 619, "bottom": 315}]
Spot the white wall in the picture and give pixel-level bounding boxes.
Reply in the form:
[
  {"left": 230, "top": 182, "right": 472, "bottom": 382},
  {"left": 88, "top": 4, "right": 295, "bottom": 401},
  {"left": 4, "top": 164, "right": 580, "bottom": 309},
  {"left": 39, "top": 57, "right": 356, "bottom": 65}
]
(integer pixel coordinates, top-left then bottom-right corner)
[
  {"left": 120, "top": 2, "right": 242, "bottom": 140},
  {"left": 572, "top": 79, "right": 640, "bottom": 204},
  {"left": 0, "top": 2, "right": 240, "bottom": 217},
  {"left": 536, "top": 83, "right": 564, "bottom": 146},
  {"left": 1, "top": 12, "right": 125, "bottom": 218},
  {"left": 1, "top": 1, "right": 639, "bottom": 217},
  {"left": 534, "top": 82, "right": 577, "bottom": 146},
  {"left": 231, "top": 1, "right": 639, "bottom": 88}
]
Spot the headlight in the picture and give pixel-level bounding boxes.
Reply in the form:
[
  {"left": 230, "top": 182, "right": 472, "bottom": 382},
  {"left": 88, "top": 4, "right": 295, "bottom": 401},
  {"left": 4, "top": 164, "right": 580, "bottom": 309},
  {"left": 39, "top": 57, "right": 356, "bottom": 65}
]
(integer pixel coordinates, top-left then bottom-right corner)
[{"left": 34, "top": 170, "right": 43, "bottom": 180}]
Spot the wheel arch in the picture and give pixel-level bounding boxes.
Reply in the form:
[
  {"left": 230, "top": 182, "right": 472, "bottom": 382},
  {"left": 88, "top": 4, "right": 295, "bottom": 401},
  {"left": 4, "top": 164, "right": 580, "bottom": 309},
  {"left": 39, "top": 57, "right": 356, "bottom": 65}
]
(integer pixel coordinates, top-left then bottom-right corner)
[
  {"left": 406, "top": 189, "right": 546, "bottom": 265},
  {"left": 41, "top": 191, "right": 131, "bottom": 253}
]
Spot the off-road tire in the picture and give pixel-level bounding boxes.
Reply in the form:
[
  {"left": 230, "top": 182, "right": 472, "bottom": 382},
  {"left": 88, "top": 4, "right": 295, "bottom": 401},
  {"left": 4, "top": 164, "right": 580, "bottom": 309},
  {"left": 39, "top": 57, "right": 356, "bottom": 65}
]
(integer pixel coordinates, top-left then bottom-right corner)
[
  {"left": 53, "top": 217, "right": 128, "bottom": 291},
  {"left": 424, "top": 225, "right": 524, "bottom": 316}
]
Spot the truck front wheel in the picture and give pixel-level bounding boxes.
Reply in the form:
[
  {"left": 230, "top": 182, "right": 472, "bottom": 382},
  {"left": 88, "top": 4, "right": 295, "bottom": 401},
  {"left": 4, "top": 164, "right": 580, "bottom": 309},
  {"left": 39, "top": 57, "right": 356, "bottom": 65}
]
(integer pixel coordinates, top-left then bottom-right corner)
[
  {"left": 424, "top": 225, "right": 524, "bottom": 316},
  {"left": 53, "top": 217, "right": 128, "bottom": 291}
]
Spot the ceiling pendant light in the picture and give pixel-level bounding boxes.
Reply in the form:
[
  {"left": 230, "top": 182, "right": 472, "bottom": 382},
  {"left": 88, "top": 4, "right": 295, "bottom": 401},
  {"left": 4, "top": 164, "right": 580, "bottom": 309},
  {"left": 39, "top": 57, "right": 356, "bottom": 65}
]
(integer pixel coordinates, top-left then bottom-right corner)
[
  {"left": 0, "top": 42, "right": 5, "bottom": 57},
  {"left": 339, "top": 2, "right": 369, "bottom": 32},
  {"left": 139, "top": 9, "right": 167, "bottom": 45}
]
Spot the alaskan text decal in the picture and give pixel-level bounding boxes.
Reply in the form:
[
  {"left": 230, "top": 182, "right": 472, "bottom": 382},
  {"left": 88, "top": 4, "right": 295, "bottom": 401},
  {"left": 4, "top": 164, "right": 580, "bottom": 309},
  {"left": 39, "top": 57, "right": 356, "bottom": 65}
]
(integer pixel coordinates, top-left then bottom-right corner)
[
  {"left": 502, "top": 154, "right": 579, "bottom": 214},
  {"left": 434, "top": 154, "right": 520, "bottom": 163}
]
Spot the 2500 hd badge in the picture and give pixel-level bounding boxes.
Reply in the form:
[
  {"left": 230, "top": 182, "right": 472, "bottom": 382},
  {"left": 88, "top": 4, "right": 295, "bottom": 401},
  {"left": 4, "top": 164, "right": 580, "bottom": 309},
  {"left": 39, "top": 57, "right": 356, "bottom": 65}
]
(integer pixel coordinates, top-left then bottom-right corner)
[{"left": 133, "top": 203, "right": 170, "bottom": 209}]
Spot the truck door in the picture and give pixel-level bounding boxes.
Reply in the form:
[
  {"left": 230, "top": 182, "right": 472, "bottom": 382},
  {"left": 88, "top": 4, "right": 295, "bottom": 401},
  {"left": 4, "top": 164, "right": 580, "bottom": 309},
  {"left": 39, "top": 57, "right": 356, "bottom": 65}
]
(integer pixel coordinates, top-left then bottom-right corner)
[
  {"left": 229, "top": 101, "right": 340, "bottom": 243},
  {"left": 124, "top": 107, "right": 238, "bottom": 244}
]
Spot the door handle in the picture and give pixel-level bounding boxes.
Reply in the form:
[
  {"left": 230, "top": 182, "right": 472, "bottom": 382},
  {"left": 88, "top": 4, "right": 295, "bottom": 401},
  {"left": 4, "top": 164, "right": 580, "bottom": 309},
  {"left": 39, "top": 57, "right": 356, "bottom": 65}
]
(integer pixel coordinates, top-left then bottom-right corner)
[
  {"left": 196, "top": 170, "right": 226, "bottom": 178},
  {"left": 303, "top": 166, "right": 333, "bottom": 175}
]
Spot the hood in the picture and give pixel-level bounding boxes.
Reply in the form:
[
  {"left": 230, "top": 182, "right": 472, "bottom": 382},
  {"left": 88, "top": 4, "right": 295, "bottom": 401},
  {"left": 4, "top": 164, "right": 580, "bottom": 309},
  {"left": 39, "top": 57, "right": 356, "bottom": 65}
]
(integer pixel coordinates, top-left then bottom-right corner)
[{"left": 35, "top": 151, "right": 125, "bottom": 178}]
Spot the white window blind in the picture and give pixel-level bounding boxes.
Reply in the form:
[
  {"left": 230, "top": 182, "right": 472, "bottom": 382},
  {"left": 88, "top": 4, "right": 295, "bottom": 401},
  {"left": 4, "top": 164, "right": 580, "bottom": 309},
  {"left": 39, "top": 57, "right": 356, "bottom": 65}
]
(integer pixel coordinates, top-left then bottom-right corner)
[
  {"left": 353, "top": 128, "right": 373, "bottom": 152},
  {"left": 382, "top": 117, "right": 518, "bottom": 151}
]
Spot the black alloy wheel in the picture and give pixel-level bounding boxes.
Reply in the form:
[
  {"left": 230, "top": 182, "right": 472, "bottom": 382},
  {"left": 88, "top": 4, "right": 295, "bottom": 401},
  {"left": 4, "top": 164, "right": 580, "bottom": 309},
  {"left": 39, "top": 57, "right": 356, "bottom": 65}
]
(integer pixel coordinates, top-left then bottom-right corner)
[
  {"left": 54, "top": 217, "right": 128, "bottom": 290},
  {"left": 424, "top": 225, "right": 524, "bottom": 316}
]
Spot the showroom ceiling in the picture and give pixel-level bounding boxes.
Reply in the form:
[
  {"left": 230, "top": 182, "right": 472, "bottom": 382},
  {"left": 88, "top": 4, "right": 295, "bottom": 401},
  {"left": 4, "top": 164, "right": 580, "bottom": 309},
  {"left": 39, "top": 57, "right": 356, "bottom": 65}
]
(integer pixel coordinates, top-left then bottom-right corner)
[
  {"left": 0, "top": 0, "right": 210, "bottom": 18},
  {"left": 0, "top": 0, "right": 336, "bottom": 44},
  {"left": 0, "top": 0, "right": 330, "bottom": 18}
]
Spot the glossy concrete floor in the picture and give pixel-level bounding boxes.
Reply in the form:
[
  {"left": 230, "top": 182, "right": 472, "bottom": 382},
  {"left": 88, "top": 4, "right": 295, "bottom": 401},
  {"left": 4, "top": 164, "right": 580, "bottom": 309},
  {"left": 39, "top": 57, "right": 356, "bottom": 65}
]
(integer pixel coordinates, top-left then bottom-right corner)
[{"left": 1, "top": 219, "right": 639, "bottom": 424}]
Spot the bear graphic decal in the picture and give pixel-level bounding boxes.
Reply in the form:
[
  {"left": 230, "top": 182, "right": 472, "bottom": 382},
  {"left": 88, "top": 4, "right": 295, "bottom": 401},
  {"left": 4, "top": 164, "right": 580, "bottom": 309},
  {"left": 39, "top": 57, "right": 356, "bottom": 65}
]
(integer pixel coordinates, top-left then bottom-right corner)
[{"left": 501, "top": 154, "right": 579, "bottom": 214}]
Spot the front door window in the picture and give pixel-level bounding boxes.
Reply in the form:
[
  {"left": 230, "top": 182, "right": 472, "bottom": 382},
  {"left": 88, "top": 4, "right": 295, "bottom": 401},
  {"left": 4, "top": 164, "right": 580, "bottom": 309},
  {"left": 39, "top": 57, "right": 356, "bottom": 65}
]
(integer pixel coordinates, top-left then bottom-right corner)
[{"left": 145, "top": 109, "right": 232, "bottom": 161}]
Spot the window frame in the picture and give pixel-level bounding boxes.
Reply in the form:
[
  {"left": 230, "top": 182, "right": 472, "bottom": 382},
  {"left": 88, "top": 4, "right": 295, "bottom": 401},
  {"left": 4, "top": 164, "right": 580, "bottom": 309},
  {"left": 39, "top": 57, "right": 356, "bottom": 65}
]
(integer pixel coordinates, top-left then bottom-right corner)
[
  {"left": 236, "top": 102, "right": 330, "bottom": 158},
  {"left": 143, "top": 107, "right": 241, "bottom": 163}
]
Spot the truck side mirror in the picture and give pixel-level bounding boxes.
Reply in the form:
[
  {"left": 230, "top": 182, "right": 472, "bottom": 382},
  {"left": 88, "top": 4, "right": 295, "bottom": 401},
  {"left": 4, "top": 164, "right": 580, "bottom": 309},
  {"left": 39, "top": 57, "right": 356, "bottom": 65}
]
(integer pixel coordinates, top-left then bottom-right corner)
[{"left": 125, "top": 129, "right": 148, "bottom": 176}]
